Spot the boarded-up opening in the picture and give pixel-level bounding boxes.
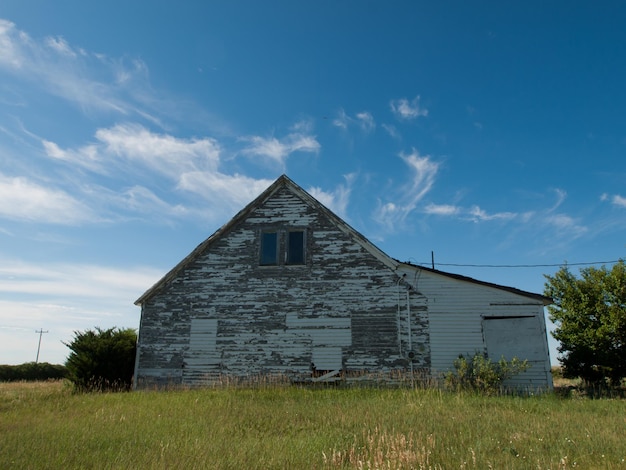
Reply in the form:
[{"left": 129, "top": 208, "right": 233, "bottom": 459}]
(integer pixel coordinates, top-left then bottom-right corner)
[
  {"left": 185, "top": 319, "right": 219, "bottom": 373},
  {"left": 482, "top": 316, "right": 544, "bottom": 362},
  {"left": 482, "top": 315, "right": 551, "bottom": 388},
  {"left": 312, "top": 346, "right": 342, "bottom": 374}
]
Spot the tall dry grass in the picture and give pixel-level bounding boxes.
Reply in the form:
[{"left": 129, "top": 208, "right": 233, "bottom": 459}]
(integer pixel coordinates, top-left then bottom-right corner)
[{"left": 1, "top": 380, "right": 624, "bottom": 469}]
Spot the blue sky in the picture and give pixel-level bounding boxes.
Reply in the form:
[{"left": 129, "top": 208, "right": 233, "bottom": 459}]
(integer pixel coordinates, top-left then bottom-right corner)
[{"left": 1, "top": 1, "right": 624, "bottom": 365}]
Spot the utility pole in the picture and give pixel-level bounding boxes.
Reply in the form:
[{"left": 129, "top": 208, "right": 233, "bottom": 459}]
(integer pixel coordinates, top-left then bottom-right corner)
[{"left": 35, "top": 329, "right": 48, "bottom": 363}]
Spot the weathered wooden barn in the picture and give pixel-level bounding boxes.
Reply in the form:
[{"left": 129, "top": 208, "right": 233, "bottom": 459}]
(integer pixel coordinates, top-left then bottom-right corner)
[{"left": 133, "top": 175, "right": 553, "bottom": 390}]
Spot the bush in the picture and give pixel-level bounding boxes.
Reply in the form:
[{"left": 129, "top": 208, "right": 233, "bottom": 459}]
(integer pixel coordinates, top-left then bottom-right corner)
[
  {"left": 544, "top": 260, "right": 626, "bottom": 387},
  {"left": 0, "top": 362, "right": 67, "bottom": 381},
  {"left": 444, "top": 352, "right": 530, "bottom": 394},
  {"left": 64, "top": 327, "right": 137, "bottom": 392}
]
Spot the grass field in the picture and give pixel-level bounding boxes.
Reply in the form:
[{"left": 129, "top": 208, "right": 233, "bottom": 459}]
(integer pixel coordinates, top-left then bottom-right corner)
[{"left": 1, "top": 381, "right": 625, "bottom": 469}]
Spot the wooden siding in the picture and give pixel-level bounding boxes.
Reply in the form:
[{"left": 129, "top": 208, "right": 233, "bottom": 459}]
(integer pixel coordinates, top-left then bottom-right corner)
[
  {"left": 135, "top": 187, "right": 430, "bottom": 388},
  {"left": 397, "top": 266, "right": 553, "bottom": 390}
]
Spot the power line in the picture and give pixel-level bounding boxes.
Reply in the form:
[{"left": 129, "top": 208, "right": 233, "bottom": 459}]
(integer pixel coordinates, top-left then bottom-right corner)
[{"left": 411, "top": 259, "right": 622, "bottom": 269}]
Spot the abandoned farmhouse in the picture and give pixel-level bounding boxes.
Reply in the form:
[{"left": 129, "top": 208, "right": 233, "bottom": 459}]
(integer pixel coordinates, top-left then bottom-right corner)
[{"left": 133, "top": 175, "right": 553, "bottom": 390}]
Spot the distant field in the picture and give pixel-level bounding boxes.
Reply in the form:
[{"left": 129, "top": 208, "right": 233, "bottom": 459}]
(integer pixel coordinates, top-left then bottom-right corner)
[{"left": 1, "top": 381, "right": 624, "bottom": 469}]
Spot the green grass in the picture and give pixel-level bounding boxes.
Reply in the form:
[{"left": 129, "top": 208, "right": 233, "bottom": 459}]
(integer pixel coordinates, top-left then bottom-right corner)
[{"left": 1, "top": 381, "right": 625, "bottom": 469}]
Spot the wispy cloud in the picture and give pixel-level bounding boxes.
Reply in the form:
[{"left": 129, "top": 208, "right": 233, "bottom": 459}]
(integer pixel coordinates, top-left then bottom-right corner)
[
  {"left": 177, "top": 172, "right": 275, "bottom": 209},
  {"left": 543, "top": 213, "right": 587, "bottom": 236},
  {"left": 0, "top": 257, "right": 162, "bottom": 364},
  {"left": 601, "top": 193, "right": 626, "bottom": 208},
  {"left": 332, "top": 108, "right": 350, "bottom": 130},
  {"left": 424, "top": 203, "right": 460, "bottom": 216},
  {"left": 374, "top": 149, "right": 440, "bottom": 228},
  {"left": 467, "top": 205, "right": 517, "bottom": 222},
  {"left": 355, "top": 112, "right": 375, "bottom": 132},
  {"left": 0, "top": 19, "right": 26, "bottom": 68},
  {"left": 424, "top": 188, "right": 588, "bottom": 254},
  {"left": 240, "top": 132, "right": 320, "bottom": 167},
  {"left": 0, "top": 173, "right": 97, "bottom": 224},
  {"left": 390, "top": 96, "right": 428, "bottom": 120},
  {"left": 0, "top": 259, "right": 158, "bottom": 299},
  {"left": 308, "top": 173, "right": 356, "bottom": 219},
  {"left": 41, "top": 123, "right": 284, "bottom": 220},
  {"left": 0, "top": 19, "right": 157, "bottom": 121},
  {"left": 425, "top": 202, "right": 515, "bottom": 222},
  {"left": 95, "top": 124, "right": 221, "bottom": 176},
  {"left": 42, "top": 140, "right": 103, "bottom": 173},
  {"left": 333, "top": 108, "right": 376, "bottom": 133},
  {"left": 44, "top": 36, "right": 77, "bottom": 57},
  {"left": 613, "top": 195, "right": 626, "bottom": 208},
  {"left": 382, "top": 123, "right": 400, "bottom": 139}
]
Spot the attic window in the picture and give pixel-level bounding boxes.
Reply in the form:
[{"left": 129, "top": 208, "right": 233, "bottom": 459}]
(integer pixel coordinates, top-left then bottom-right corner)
[
  {"left": 260, "top": 232, "right": 278, "bottom": 265},
  {"left": 287, "top": 230, "right": 305, "bottom": 265}
]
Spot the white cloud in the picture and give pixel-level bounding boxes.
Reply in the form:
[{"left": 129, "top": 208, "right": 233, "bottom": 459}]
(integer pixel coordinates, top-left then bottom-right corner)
[
  {"left": 42, "top": 139, "right": 103, "bottom": 173},
  {"left": 534, "top": 189, "right": 587, "bottom": 237},
  {"left": 44, "top": 36, "right": 76, "bottom": 57},
  {"left": 177, "top": 172, "right": 275, "bottom": 210},
  {"left": 0, "top": 258, "right": 163, "bottom": 364},
  {"left": 332, "top": 108, "right": 349, "bottom": 129},
  {"left": 614, "top": 195, "right": 626, "bottom": 207},
  {"left": 240, "top": 132, "right": 320, "bottom": 166},
  {"left": 0, "top": 173, "right": 96, "bottom": 224},
  {"left": 402, "top": 150, "right": 439, "bottom": 202},
  {"left": 0, "top": 259, "right": 157, "bottom": 299},
  {"left": 290, "top": 119, "right": 315, "bottom": 133},
  {"left": 308, "top": 173, "right": 355, "bottom": 219},
  {"left": 40, "top": 122, "right": 321, "bottom": 224},
  {"left": 605, "top": 194, "right": 626, "bottom": 208},
  {"left": 118, "top": 185, "right": 189, "bottom": 218},
  {"left": 42, "top": 124, "right": 266, "bottom": 221},
  {"left": 356, "top": 112, "right": 375, "bottom": 133},
  {"left": 549, "top": 188, "right": 567, "bottom": 211},
  {"left": 467, "top": 205, "right": 517, "bottom": 222},
  {"left": 43, "top": 122, "right": 222, "bottom": 181},
  {"left": 374, "top": 149, "right": 440, "bottom": 228},
  {"left": 382, "top": 123, "right": 400, "bottom": 139},
  {"left": 424, "top": 201, "right": 517, "bottom": 223},
  {"left": 543, "top": 213, "right": 588, "bottom": 237},
  {"left": 390, "top": 96, "right": 428, "bottom": 120},
  {"left": 95, "top": 123, "right": 221, "bottom": 176},
  {"left": 0, "top": 19, "right": 25, "bottom": 68},
  {"left": 0, "top": 18, "right": 156, "bottom": 119},
  {"left": 424, "top": 203, "right": 460, "bottom": 216},
  {"left": 333, "top": 108, "right": 376, "bottom": 133}
]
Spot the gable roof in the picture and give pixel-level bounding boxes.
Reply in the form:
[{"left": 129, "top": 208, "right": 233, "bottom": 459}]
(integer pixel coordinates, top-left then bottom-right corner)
[{"left": 135, "top": 174, "right": 399, "bottom": 305}]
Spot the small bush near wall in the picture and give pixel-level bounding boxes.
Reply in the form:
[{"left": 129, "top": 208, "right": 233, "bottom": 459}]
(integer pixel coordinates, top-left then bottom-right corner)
[
  {"left": 0, "top": 362, "right": 67, "bottom": 382},
  {"left": 444, "top": 353, "right": 530, "bottom": 394}
]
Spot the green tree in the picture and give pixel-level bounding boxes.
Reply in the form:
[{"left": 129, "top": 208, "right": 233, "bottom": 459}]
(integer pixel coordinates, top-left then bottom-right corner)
[
  {"left": 64, "top": 327, "right": 137, "bottom": 392},
  {"left": 544, "top": 260, "right": 626, "bottom": 386}
]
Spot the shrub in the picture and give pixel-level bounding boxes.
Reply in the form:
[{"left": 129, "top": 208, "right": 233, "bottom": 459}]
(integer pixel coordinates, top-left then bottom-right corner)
[
  {"left": 444, "top": 352, "right": 530, "bottom": 394},
  {"left": 0, "top": 362, "right": 67, "bottom": 381},
  {"left": 545, "top": 260, "right": 626, "bottom": 387},
  {"left": 64, "top": 327, "right": 137, "bottom": 392}
]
